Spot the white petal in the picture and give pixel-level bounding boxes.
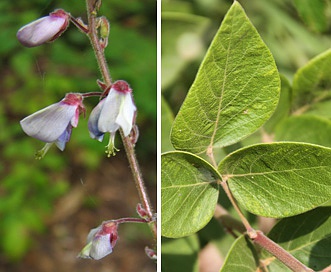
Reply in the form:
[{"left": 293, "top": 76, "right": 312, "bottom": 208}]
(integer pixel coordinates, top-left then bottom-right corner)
[
  {"left": 97, "top": 90, "right": 122, "bottom": 133},
  {"left": 17, "top": 16, "right": 66, "bottom": 47},
  {"left": 90, "top": 234, "right": 112, "bottom": 260},
  {"left": 116, "top": 93, "right": 136, "bottom": 136},
  {"left": 86, "top": 226, "right": 102, "bottom": 244},
  {"left": 20, "top": 103, "right": 76, "bottom": 142}
]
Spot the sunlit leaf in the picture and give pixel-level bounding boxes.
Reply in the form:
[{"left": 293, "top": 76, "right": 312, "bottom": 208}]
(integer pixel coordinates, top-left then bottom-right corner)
[
  {"left": 161, "top": 151, "right": 220, "bottom": 238},
  {"left": 171, "top": 1, "right": 280, "bottom": 154},
  {"left": 219, "top": 142, "right": 331, "bottom": 218}
]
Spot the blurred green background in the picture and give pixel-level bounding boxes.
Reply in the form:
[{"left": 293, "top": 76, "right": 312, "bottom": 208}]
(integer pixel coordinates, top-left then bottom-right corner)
[{"left": 0, "top": 0, "right": 156, "bottom": 271}]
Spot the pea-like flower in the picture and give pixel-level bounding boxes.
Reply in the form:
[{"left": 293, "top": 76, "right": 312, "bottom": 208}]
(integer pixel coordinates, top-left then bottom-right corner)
[
  {"left": 17, "top": 9, "right": 70, "bottom": 47},
  {"left": 88, "top": 80, "right": 137, "bottom": 156},
  {"left": 78, "top": 221, "right": 118, "bottom": 260},
  {"left": 20, "top": 93, "right": 85, "bottom": 155}
]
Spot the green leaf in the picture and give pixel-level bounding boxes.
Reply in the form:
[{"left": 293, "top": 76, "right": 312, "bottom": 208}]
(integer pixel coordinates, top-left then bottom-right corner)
[
  {"left": 275, "top": 115, "right": 331, "bottom": 148},
  {"left": 171, "top": 1, "right": 280, "bottom": 154},
  {"left": 262, "top": 207, "right": 331, "bottom": 271},
  {"left": 161, "top": 151, "right": 220, "bottom": 238},
  {"left": 220, "top": 235, "right": 259, "bottom": 272},
  {"left": 162, "top": 96, "right": 175, "bottom": 152},
  {"left": 292, "top": 49, "right": 331, "bottom": 110},
  {"left": 293, "top": 0, "right": 327, "bottom": 33},
  {"left": 218, "top": 142, "right": 331, "bottom": 218},
  {"left": 162, "top": 235, "right": 199, "bottom": 272}
]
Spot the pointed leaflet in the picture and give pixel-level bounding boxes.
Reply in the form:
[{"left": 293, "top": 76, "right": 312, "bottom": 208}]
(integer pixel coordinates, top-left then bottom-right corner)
[
  {"left": 161, "top": 151, "right": 220, "bottom": 238},
  {"left": 171, "top": 1, "right": 280, "bottom": 154},
  {"left": 262, "top": 207, "right": 331, "bottom": 271},
  {"left": 220, "top": 235, "right": 259, "bottom": 272},
  {"left": 218, "top": 143, "right": 331, "bottom": 218}
]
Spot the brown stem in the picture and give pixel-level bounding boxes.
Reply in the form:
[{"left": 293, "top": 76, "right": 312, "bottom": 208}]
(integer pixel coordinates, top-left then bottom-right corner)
[
  {"left": 220, "top": 179, "right": 255, "bottom": 236},
  {"left": 86, "top": 0, "right": 112, "bottom": 86},
  {"left": 252, "top": 231, "right": 313, "bottom": 272},
  {"left": 85, "top": 0, "right": 156, "bottom": 239}
]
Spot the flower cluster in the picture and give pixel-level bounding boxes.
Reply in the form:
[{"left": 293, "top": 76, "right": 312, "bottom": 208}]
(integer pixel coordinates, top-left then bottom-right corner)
[
  {"left": 17, "top": 8, "right": 146, "bottom": 262},
  {"left": 20, "top": 80, "right": 136, "bottom": 157},
  {"left": 17, "top": 9, "right": 136, "bottom": 156}
]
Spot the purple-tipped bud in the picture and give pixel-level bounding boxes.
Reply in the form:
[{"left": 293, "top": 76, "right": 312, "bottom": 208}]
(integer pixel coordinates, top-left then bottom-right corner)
[
  {"left": 78, "top": 221, "right": 119, "bottom": 260},
  {"left": 88, "top": 80, "right": 137, "bottom": 156},
  {"left": 20, "top": 93, "right": 85, "bottom": 151},
  {"left": 17, "top": 9, "right": 70, "bottom": 47}
]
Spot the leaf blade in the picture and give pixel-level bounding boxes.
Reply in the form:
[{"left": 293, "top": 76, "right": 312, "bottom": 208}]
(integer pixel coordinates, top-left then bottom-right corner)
[
  {"left": 218, "top": 142, "right": 331, "bottom": 218},
  {"left": 161, "top": 151, "right": 220, "bottom": 238},
  {"left": 263, "top": 207, "right": 331, "bottom": 271},
  {"left": 171, "top": 1, "right": 280, "bottom": 154}
]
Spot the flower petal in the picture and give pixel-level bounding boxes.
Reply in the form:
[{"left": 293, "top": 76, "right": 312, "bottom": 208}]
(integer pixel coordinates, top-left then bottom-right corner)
[
  {"left": 20, "top": 102, "right": 77, "bottom": 143},
  {"left": 90, "top": 234, "right": 113, "bottom": 260},
  {"left": 88, "top": 99, "right": 105, "bottom": 141},
  {"left": 116, "top": 93, "right": 136, "bottom": 136},
  {"left": 97, "top": 90, "right": 122, "bottom": 134},
  {"left": 17, "top": 16, "right": 67, "bottom": 47}
]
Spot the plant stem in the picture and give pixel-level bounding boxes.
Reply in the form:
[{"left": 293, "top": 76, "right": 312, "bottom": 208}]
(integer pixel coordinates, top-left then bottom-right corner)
[
  {"left": 252, "top": 231, "right": 314, "bottom": 272},
  {"left": 115, "top": 217, "right": 151, "bottom": 224},
  {"left": 221, "top": 179, "right": 313, "bottom": 271},
  {"left": 86, "top": 0, "right": 112, "bottom": 86},
  {"left": 220, "top": 179, "right": 255, "bottom": 235},
  {"left": 85, "top": 0, "right": 156, "bottom": 239}
]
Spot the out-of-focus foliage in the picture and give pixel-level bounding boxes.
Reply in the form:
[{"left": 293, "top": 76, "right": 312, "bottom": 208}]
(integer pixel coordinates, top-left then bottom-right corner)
[{"left": 0, "top": 0, "right": 155, "bottom": 260}]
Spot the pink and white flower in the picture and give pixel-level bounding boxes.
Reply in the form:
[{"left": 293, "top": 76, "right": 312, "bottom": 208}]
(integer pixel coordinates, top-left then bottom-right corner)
[
  {"left": 88, "top": 80, "right": 137, "bottom": 155},
  {"left": 17, "top": 9, "right": 70, "bottom": 47},
  {"left": 78, "top": 221, "right": 118, "bottom": 260},
  {"left": 20, "top": 93, "right": 85, "bottom": 151}
]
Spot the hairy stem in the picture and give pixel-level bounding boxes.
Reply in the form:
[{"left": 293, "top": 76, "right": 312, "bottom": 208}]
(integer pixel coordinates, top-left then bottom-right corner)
[
  {"left": 252, "top": 231, "right": 313, "bottom": 272},
  {"left": 85, "top": 0, "right": 156, "bottom": 239}
]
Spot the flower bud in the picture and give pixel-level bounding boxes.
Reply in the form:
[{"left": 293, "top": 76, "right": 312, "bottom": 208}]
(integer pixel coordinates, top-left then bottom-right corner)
[
  {"left": 17, "top": 9, "right": 70, "bottom": 47},
  {"left": 78, "top": 221, "right": 118, "bottom": 260}
]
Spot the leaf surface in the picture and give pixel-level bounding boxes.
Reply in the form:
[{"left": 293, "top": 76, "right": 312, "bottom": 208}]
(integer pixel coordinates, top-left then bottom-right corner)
[
  {"left": 262, "top": 207, "right": 331, "bottom": 271},
  {"left": 161, "top": 151, "right": 220, "bottom": 238},
  {"left": 171, "top": 1, "right": 280, "bottom": 154},
  {"left": 292, "top": 49, "right": 331, "bottom": 110},
  {"left": 220, "top": 235, "right": 259, "bottom": 272},
  {"left": 218, "top": 142, "right": 331, "bottom": 218}
]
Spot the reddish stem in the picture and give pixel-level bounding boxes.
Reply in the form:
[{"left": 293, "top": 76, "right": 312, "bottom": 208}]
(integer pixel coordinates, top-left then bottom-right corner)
[{"left": 252, "top": 231, "right": 313, "bottom": 272}]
